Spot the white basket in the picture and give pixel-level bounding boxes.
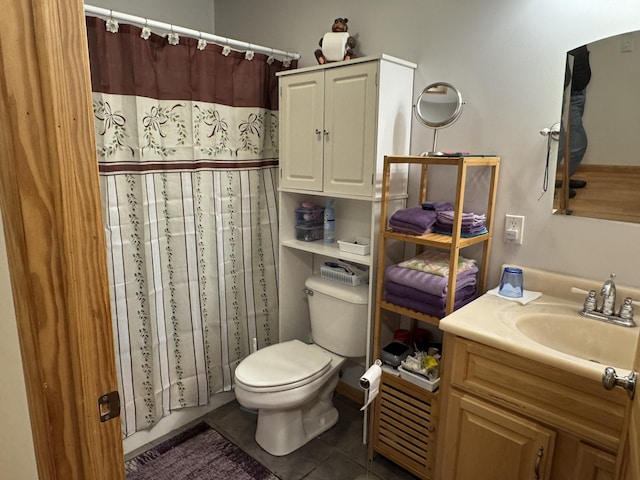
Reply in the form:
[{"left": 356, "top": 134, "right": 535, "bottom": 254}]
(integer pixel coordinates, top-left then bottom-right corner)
[
  {"left": 320, "top": 265, "right": 366, "bottom": 286},
  {"left": 337, "top": 236, "right": 371, "bottom": 256}
]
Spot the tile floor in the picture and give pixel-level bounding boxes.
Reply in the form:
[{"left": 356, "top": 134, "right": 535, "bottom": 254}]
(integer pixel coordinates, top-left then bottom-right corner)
[{"left": 127, "top": 393, "right": 418, "bottom": 480}]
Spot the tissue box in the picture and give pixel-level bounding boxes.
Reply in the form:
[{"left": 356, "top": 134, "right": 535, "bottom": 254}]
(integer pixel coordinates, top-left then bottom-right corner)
[{"left": 337, "top": 236, "right": 371, "bottom": 256}]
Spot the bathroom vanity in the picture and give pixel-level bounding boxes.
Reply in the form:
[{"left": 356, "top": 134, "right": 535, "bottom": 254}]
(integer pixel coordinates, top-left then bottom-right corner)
[{"left": 436, "top": 266, "right": 640, "bottom": 479}]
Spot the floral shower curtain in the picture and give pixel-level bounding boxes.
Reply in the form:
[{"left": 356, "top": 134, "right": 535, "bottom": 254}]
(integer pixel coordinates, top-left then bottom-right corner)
[{"left": 86, "top": 16, "right": 296, "bottom": 436}]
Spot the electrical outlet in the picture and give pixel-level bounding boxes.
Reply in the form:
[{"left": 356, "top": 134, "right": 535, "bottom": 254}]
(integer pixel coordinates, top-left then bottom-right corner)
[{"left": 504, "top": 214, "right": 525, "bottom": 244}]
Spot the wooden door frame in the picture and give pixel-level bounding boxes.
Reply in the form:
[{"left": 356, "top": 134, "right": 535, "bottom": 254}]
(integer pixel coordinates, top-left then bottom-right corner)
[{"left": 0, "top": 0, "right": 124, "bottom": 478}]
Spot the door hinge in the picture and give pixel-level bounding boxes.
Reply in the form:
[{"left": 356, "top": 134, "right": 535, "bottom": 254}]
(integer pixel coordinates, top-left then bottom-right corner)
[{"left": 98, "top": 391, "right": 121, "bottom": 422}]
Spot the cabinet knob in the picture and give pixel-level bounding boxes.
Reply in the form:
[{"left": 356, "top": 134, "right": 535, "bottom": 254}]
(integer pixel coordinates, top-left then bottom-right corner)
[
  {"left": 602, "top": 367, "right": 636, "bottom": 399},
  {"left": 315, "top": 128, "right": 322, "bottom": 135},
  {"left": 323, "top": 129, "right": 329, "bottom": 139}
]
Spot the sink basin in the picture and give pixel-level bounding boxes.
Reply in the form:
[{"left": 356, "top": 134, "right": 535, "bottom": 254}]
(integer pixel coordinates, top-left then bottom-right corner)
[{"left": 514, "top": 312, "right": 638, "bottom": 368}]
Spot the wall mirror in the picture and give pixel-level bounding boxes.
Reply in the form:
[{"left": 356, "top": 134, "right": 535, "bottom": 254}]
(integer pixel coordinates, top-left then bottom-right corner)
[
  {"left": 414, "top": 82, "right": 464, "bottom": 155},
  {"left": 553, "top": 31, "right": 640, "bottom": 224}
]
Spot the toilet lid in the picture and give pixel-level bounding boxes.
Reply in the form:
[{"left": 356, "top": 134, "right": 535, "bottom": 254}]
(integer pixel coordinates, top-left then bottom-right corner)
[{"left": 235, "top": 340, "right": 332, "bottom": 390}]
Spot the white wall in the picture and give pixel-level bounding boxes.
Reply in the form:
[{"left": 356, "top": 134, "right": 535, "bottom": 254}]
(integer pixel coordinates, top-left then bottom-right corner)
[
  {"left": 215, "top": 0, "right": 640, "bottom": 289},
  {"left": 85, "top": 0, "right": 215, "bottom": 32},
  {"left": 0, "top": 215, "right": 39, "bottom": 480}
]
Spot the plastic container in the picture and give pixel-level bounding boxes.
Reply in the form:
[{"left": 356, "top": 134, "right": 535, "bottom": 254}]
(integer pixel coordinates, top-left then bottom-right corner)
[
  {"left": 296, "top": 224, "right": 323, "bottom": 242},
  {"left": 320, "top": 263, "right": 369, "bottom": 286},
  {"left": 398, "top": 366, "right": 440, "bottom": 391},
  {"left": 337, "top": 236, "right": 370, "bottom": 255},
  {"left": 295, "top": 205, "right": 324, "bottom": 224},
  {"left": 324, "top": 198, "right": 335, "bottom": 243}
]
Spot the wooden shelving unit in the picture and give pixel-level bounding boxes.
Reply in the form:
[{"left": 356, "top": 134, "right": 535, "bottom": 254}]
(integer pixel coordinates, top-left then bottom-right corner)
[{"left": 369, "top": 154, "right": 500, "bottom": 479}]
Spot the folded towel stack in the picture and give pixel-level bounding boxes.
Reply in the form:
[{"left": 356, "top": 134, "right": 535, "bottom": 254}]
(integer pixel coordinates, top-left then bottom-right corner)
[
  {"left": 433, "top": 210, "right": 487, "bottom": 237},
  {"left": 388, "top": 202, "right": 453, "bottom": 235},
  {"left": 384, "top": 250, "right": 477, "bottom": 319}
]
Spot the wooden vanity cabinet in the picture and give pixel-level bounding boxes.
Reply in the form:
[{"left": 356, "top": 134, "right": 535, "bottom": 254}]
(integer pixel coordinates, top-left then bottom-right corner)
[{"left": 436, "top": 334, "right": 625, "bottom": 480}]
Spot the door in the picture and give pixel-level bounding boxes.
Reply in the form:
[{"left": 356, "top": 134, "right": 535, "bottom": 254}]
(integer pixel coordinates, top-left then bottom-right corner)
[
  {"left": 614, "top": 331, "right": 640, "bottom": 480},
  {"left": 324, "top": 62, "right": 377, "bottom": 196},
  {"left": 441, "top": 391, "right": 555, "bottom": 480},
  {"left": 0, "top": 0, "right": 125, "bottom": 479},
  {"left": 279, "top": 71, "right": 325, "bottom": 191}
]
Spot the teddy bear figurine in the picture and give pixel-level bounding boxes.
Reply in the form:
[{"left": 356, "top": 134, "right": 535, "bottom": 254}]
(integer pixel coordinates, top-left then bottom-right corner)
[{"left": 314, "top": 18, "right": 357, "bottom": 65}]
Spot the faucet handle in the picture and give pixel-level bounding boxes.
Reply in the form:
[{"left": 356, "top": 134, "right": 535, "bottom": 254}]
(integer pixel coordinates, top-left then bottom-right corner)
[
  {"left": 583, "top": 290, "right": 598, "bottom": 312},
  {"left": 619, "top": 297, "right": 634, "bottom": 320}
]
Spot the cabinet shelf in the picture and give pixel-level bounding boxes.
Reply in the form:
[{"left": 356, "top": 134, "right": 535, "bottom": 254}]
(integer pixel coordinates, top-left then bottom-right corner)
[
  {"left": 382, "top": 230, "right": 491, "bottom": 250},
  {"left": 281, "top": 239, "right": 372, "bottom": 266},
  {"left": 379, "top": 301, "right": 440, "bottom": 327}
]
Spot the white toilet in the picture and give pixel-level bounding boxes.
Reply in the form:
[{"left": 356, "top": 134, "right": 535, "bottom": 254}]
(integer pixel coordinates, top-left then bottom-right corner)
[{"left": 234, "top": 275, "right": 368, "bottom": 456}]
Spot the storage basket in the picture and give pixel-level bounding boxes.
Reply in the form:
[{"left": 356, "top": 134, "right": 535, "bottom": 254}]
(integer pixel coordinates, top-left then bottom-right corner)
[{"left": 320, "top": 264, "right": 367, "bottom": 286}]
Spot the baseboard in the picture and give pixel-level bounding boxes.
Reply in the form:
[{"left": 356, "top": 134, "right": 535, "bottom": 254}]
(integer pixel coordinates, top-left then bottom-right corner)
[{"left": 336, "top": 380, "right": 364, "bottom": 405}]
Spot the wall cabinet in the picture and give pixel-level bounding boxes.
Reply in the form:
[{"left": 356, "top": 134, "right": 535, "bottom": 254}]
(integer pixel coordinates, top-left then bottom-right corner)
[
  {"left": 279, "top": 56, "right": 415, "bottom": 197},
  {"left": 436, "top": 334, "right": 623, "bottom": 480},
  {"left": 276, "top": 56, "right": 416, "bottom": 386}
]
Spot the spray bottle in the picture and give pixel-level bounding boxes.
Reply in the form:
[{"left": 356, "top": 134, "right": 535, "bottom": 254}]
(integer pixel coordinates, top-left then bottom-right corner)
[{"left": 324, "top": 198, "right": 335, "bottom": 243}]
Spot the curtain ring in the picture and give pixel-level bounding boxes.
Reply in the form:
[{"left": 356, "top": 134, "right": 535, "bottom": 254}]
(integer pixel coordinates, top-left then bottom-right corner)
[
  {"left": 140, "top": 18, "right": 151, "bottom": 40},
  {"left": 106, "top": 10, "right": 119, "bottom": 33},
  {"left": 167, "top": 24, "right": 179, "bottom": 45},
  {"left": 197, "top": 31, "right": 207, "bottom": 51},
  {"left": 266, "top": 48, "right": 275, "bottom": 65}
]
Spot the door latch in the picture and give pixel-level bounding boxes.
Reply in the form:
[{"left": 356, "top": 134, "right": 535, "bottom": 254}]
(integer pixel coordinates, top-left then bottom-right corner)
[{"left": 98, "top": 391, "right": 121, "bottom": 422}]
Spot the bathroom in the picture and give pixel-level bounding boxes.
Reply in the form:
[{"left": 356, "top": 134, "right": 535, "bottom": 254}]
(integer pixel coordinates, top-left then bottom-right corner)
[{"left": 1, "top": 0, "right": 640, "bottom": 478}]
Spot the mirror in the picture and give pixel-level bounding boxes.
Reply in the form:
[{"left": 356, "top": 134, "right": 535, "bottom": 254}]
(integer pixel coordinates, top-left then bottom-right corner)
[
  {"left": 554, "top": 31, "right": 640, "bottom": 223},
  {"left": 414, "top": 82, "right": 464, "bottom": 155}
]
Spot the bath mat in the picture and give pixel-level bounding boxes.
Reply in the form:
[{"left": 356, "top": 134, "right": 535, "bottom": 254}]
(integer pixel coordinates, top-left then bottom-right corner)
[{"left": 125, "top": 422, "right": 279, "bottom": 480}]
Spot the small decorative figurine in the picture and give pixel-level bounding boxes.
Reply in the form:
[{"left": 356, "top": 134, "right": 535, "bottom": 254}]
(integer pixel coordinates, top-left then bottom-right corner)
[{"left": 314, "top": 18, "right": 357, "bottom": 65}]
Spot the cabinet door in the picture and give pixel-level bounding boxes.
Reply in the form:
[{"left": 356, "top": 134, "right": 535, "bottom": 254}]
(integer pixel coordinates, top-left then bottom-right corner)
[
  {"left": 574, "top": 442, "right": 615, "bottom": 480},
  {"left": 280, "top": 71, "right": 324, "bottom": 191},
  {"left": 440, "top": 391, "right": 555, "bottom": 480},
  {"left": 323, "top": 62, "right": 377, "bottom": 196}
]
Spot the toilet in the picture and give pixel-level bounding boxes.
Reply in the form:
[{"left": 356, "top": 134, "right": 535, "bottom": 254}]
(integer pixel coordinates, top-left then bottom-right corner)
[{"left": 234, "top": 275, "right": 368, "bottom": 456}]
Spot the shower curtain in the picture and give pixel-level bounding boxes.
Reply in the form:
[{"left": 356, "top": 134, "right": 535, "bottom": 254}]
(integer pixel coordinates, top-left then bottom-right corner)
[{"left": 85, "top": 16, "right": 296, "bottom": 437}]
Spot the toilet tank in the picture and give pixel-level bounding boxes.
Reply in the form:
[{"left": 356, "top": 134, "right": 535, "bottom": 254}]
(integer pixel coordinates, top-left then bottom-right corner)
[{"left": 304, "top": 275, "right": 368, "bottom": 357}]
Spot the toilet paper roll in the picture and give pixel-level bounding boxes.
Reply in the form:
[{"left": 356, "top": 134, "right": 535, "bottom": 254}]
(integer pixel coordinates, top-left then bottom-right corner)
[
  {"left": 359, "top": 360, "right": 382, "bottom": 411},
  {"left": 321, "top": 32, "right": 350, "bottom": 62}
]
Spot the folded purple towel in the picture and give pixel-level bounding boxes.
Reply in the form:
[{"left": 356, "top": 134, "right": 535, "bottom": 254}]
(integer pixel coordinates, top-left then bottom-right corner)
[
  {"left": 389, "top": 204, "right": 453, "bottom": 234},
  {"left": 385, "top": 264, "right": 478, "bottom": 296},
  {"left": 389, "top": 218, "right": 434, "bottom": 235},
  {"left": 385, "top": 281, "right": 476, "bottom": 308},
  {"left": 384, "top": 290, "right": 476, "bottom": 318}
]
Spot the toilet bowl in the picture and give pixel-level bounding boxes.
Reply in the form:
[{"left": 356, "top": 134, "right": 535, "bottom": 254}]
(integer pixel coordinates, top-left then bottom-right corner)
[{"left": 234, "top": 275, "right": 368, "bottom": 456}]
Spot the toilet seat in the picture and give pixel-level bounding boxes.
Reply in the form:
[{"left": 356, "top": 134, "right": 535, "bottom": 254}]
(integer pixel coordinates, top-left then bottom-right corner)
[{"left": 235, "top": 340, "right": 332, "bottom": 393}]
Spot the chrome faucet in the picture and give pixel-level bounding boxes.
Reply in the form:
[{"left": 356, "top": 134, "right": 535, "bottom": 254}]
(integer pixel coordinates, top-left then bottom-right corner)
[
  {"left": 600, "top": 273, "right": 617, "bottom": 316},
  {"left": 578, "top": 273, "right": 636, "bottom": 327}
]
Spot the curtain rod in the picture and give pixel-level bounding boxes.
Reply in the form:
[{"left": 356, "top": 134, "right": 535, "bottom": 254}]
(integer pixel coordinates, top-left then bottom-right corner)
[{"left": 84, "top": 4, "right": 301, "bottom": 60}]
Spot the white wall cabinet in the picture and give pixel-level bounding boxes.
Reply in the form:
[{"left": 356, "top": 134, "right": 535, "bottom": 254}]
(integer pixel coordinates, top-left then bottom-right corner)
[
  {"left": 276, "top": 56, "right": 416, "bottom": 385},
  {"left": 279, "top": 55, "right": 414, "bottom": 198}
]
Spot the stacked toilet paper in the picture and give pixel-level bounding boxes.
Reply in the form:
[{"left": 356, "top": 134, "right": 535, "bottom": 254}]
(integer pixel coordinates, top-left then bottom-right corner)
[{"left": 359, "top": 360, "right": 382, "bottom": 411}]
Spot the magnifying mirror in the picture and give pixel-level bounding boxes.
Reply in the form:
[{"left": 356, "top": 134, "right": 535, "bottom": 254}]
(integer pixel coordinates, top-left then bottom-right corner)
[{"left": 414, "top": 82, "right": 464, "bottom": 155}]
